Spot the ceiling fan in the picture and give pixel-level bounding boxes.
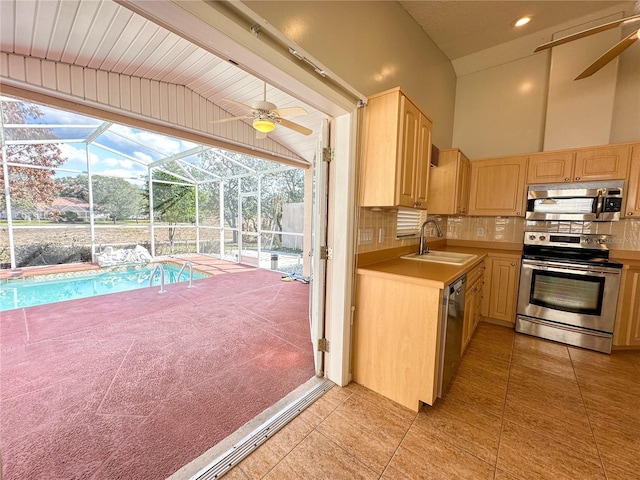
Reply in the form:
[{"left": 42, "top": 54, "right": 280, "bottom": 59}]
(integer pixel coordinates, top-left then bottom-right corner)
[
  {"left": 211, "top": 82, "right": 313, "bottom": 138},
  {"left": 534, "top": 13, "right": 640, "bottom": 80}
]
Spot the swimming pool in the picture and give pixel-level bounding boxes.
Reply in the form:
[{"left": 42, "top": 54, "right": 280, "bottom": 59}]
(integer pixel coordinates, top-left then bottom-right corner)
[{"left": 0, "top": 263, "right": 207, "bottom": 311}]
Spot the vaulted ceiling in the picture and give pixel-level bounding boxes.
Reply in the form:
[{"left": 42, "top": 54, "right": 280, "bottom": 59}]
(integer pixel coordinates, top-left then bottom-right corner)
[
  {"left": 399, "top": 1, "right": 636, "bottom": 60},
  {"left": 1, "top": 0, "right": 637, "bottom": 162}
]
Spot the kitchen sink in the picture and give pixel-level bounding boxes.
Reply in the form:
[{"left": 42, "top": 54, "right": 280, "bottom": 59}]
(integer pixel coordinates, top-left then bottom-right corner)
[{"left": 401, "top": 251, "right": 478, "bottom": 265}]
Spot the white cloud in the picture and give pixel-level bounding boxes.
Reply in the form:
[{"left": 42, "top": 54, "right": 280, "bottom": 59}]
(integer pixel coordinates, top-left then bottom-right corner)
[
  {"left": 103, "top": 157, "right": 120, "bottom": 167},
  {"left": 93, "top": 156, "right": 146, "bottom": 176},
  {"left": 93, "top": 167, "right": 146, "bottom": 181},
  {"left": 57, "top": 143, "right": 87, "bottom": 171},
  {"left": 88, "top": 152, "right": 100, "bottom": 165},
  {"left": 37, "top": 104, "right": 102, "bottom": 126},
  {"left": 133, "top": 151, "right": 154, "bottom": 164},
  {"left": 109, "top": 124, "right": 197, "bottom": 156}
]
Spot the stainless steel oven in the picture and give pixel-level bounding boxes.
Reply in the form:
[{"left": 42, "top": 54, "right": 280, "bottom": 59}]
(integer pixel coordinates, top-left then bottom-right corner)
[{"left": 516, "top": 232, "right": 622, "bottom": 353}]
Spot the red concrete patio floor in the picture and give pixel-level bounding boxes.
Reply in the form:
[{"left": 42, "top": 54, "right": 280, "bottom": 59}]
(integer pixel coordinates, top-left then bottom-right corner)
[{"left": 0, "top": 257, "right": 314, "bottom": 480}]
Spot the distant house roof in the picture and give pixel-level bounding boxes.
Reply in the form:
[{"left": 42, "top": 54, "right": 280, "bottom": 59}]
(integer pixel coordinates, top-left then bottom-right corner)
[
  {"left": 51, "top": 197, "right": 90, "bottom": 209},
  {"left": 40, "top": 197, "right": 91, "bottom": 214}
]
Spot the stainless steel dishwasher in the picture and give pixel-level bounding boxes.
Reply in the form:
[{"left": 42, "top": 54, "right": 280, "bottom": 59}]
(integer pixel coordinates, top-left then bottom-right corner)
[{"left": 438, "top": 274, "right": 466, "bottom": 398}]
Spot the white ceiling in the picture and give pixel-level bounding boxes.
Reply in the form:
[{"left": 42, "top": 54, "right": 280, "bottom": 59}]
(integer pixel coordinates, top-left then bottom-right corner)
[
  {"left": 1, "top": 0, "right": 637, "bottom": 161},
  {"left": 400, "top": 1, "right": 637, "bottom": 60}
]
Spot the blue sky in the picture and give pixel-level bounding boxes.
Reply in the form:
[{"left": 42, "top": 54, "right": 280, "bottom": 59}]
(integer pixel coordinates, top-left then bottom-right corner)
[{"left": 3, "top": 97, "right": 200, "bottom": 183}]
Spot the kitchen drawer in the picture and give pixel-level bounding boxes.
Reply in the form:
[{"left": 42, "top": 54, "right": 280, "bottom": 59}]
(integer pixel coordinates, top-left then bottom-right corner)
[{"left": 467, "top": 261, "right": 485, "bottom": 286}]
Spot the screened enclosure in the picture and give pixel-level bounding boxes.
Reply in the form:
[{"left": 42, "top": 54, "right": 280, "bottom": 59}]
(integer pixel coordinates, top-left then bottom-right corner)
[{"left": 0, "top": 97, "right": 309, "bottom": 275}]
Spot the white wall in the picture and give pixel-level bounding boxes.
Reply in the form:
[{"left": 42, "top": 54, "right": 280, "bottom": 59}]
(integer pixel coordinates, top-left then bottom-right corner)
[
  {"left": 453, "top": 54, "right": 550, "bottom": 158},
  {"left": 245, "top": 1, "right": 457, "bottom": 149},
  {"left": 611, "top": 36, "right": 640, "bottom": 144},
  {"left": 452, "top": 6, "right": 640, "bottom": 159},
  {"left": 543, "top": 16, "right": 622, "bottom": 151}
]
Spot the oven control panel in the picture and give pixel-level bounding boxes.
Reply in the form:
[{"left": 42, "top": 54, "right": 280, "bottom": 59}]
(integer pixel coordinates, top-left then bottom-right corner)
[{"left": 524, "top": 232, "right": 611, "bottom": 249}]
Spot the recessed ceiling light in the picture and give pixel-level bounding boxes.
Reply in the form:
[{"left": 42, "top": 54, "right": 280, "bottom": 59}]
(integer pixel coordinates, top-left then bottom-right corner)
[{"left": 514, "top": 16, "right": 532, "bottom": 27}]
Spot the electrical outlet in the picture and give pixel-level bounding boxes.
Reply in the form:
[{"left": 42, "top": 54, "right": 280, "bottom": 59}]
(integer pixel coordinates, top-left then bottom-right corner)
[
  {"left": 378, "top": 228, "right": 385, "bottom": 243},
  {"left": 358, "top": 228, "right": 374, "bottom": 245},
  {"left": 477, "top": 227, "right": 485, "bottom": 237}
]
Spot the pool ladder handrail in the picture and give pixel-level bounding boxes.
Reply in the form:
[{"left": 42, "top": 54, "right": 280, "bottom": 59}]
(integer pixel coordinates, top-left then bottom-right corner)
[
  {"left": 177, "top": 261, "right": 195, "bottom": 288},
  {"left": 149, "top": 263, "right": 166, "bottom": 293}
]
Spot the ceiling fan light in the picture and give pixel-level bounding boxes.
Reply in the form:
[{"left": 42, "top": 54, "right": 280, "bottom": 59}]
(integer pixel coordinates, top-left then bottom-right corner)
[
  {"left": 514, "top": 16, "right": 532, "bottom": 27},
  {"left": 253, "top": 118, "right": 276, "bottom": 133}
]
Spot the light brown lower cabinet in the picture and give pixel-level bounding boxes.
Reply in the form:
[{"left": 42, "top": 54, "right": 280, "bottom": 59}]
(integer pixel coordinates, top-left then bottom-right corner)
[
  {"left": 482, "top": 254, "right": 521, "bottom": 324},
  {"left": 352, "top": 272, "right": 442, "bottom": 412},
  {"left": 613, "top": 265, "right": 640, "bottom": 347},
  {"left": 462, "top": 261, "right": 485, "bottom": 352}
]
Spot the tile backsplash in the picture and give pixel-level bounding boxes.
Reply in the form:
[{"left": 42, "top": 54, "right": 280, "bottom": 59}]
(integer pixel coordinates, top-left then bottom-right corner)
[
  {"left": 447, "top": 216, "right": 525, "bottom": 243},
  {"left": 356, "top": 208, "right": 447, "bottom": 254},
  {"left": 356, "top": 208, "right": 640, "bottom": 253}
]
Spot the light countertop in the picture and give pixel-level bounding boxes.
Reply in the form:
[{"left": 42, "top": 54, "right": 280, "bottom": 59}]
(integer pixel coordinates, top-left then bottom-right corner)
[{"left": 357, "top": 245, "right": 521, "bottom": 289}]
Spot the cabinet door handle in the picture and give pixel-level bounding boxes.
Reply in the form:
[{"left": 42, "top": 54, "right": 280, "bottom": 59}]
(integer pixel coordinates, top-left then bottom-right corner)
[
  {"left": 628, "top": 212, "right": 634, "bottom": 216},
  {"left": 516, "top": 211, "right": 521, "bottom": 216},
  {"left": 511, "top": 262, "right": 515, "bottom": 266},
  {"left": 564, "top": 177, "right": 570, "bottom": 182},
  {"left": 575, "top": 176, "right": 580, "bottom": 181}
]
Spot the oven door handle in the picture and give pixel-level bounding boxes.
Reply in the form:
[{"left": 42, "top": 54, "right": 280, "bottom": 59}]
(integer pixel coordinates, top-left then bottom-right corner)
[
  {"left": 521, "top": 259, "right": 621, "bottom": 276},
  {"left": 595, "top": 190, "right": 604, "bottom": 219}
]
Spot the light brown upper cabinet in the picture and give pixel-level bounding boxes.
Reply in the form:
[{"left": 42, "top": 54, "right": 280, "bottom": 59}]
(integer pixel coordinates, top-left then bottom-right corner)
[
  {"left": 526, "top": 151, "right": 575, "bottom": 184},
  {"left": 360, "top": 87, "right": 432, "bottom": 209},
  {"left": 427, "top": 148, "right": 470, "bottom": 215},
  {"left": 468, "top": 156, "right": 527, "bottom": 217},
  {"left": 574, "top": 144, "right": 631, "bottom": 181},
  {"left": 624, "top": 145, "right": 640, "bottom": 218},
  {"left": 527, "top": 144, "right": 632, "bottom": 184}
]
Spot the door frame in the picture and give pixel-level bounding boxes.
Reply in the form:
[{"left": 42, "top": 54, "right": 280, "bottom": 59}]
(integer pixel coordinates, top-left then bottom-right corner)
[
  {"left": 28, "top": 0, "right": 363, "bottom": 387},
  {"left": 309, "top": 118, "right": 330, "bottom": 376},
  {"left": 324, "top": 112, "right": 358, "bottom": 386}
]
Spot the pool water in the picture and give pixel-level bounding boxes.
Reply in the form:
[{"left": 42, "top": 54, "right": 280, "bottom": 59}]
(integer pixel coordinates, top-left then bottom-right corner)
[{"left": 0, "top": 264, "right": 207, "bottom": 311}]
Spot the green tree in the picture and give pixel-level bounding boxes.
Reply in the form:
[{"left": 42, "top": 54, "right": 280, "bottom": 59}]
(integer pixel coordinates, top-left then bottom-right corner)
[
  {"left": 147, "top": 170, "right": 196, "bottom": 251},
  {"left": 92, "top": 175, "right": 142, "bottom": 223},
  {"left": 0, "top": 100, "right": 66, "bottom": 219},
  {"left": 58, "top": 175, "right": 89, "bottom": 201},
  {"left": 198, "top": 151, "right": 246, "bottom": 242},
  {"left": 196, "top": 149, "right": 305, "bottom": 246},
  {"left": 260, "top": 169, "right": 304, "bottom": 245}
]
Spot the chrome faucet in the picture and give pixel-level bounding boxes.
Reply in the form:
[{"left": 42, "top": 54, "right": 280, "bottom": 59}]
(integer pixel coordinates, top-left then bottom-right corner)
[{"left": 419, "top": 219, "right": 443, "bottom": 255}]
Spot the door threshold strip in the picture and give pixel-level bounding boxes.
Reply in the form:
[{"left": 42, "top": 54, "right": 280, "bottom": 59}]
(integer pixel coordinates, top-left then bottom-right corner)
[{"left": 192, "top": 378, "right": 335, "bottom": 480}]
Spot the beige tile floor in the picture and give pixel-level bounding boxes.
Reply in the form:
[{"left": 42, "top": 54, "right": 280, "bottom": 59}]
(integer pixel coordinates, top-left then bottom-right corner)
[{"left": 224, "top": 322, "right": 640, "bottom": 480}]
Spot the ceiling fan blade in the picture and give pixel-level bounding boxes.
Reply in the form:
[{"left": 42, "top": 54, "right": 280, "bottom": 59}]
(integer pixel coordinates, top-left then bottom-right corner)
[
  {"left": 534, "top": 14, "right": 640, "bottom": 52},
  {"left": 277, "top": 118, "right": 313, "bottom": 136},
  {"left": 209, "top": 115, "right": 252, "bottom": 124},
  {"left": 575, "top": 30, "right": 638, "bottom": 80},
  {"left": 271, "top": 107, "right": 308, "bottom": 117},
  {"left": 218, "top": 98, "right": 255, "bottom": 111}
]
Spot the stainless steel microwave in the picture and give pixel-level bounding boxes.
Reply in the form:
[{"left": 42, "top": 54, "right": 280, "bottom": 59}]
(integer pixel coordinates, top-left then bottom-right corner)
[{"left": 526, "top": 181, "right": 623, "bottom": 221}]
